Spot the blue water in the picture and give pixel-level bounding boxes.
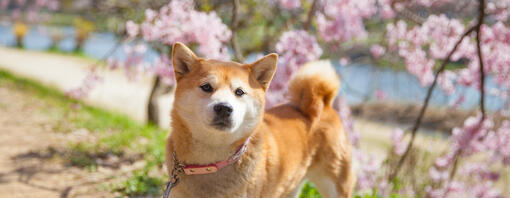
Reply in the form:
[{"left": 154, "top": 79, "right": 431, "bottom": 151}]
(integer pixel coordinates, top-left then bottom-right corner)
[
  {"left": 0, "top": 24, "right": 507, "bottom": 111},
  {"left": 335, "top": 64, "right": 506, "bottom": 111}
]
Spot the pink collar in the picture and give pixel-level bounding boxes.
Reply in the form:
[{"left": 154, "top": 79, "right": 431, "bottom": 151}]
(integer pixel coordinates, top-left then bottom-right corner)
[{"left": 178, "top": 136, "right": 251, "bottom": 175}]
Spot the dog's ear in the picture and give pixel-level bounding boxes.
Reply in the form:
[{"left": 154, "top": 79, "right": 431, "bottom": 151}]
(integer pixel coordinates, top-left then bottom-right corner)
[
  {"left": 249, "top": 53, "right": 278, "bottom": 90},
  {"left": 172, "top": 42, "right": 198, "bottom": 80}
]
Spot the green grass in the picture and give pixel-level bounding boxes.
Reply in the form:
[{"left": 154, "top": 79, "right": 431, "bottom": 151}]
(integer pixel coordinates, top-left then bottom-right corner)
[
  {"left": 46, "top": 47, "right": 98, "bottom": 62},
  {"left": 300, "top": 182, "right": 322, "bottom": 198},
  {"left": 114, "top": 169, "right": 165, "bottom": 196}
]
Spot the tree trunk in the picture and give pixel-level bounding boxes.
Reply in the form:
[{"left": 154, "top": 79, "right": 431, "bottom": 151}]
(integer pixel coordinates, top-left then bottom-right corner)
[
  {"left": 147, "top": 75, "right": 173, "bottom": 126},
  {"left": 16, "top": 36, "right": 23, "bottom": 48}
]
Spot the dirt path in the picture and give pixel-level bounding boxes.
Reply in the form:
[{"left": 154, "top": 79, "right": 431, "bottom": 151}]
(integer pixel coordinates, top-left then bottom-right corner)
[{"left": 0, "top": 84, "right": 117, "bottom": 198}]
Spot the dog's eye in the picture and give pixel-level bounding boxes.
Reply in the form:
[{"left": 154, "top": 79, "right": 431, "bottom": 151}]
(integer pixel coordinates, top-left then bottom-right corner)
[
  {"left": 200, "top": 83, "right": 213, "bottom": 93},
  {"left": 235, "top": 88, "right": 245, "bottom": 96}
]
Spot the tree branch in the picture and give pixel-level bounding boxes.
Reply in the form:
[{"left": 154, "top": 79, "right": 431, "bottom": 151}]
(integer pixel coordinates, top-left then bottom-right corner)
[
  {"left": 476, "top": 0, "right": 486, "bottom": 119},
  {"left": 230, "top": 0, "right": 244, "bottom": 62},
  {"left": 388, "top": 25, "right": 476, "bottom": 182},
  {"left": 391, "top": 0, "right": 425, "bottom": 25},
  {"left": 86, "top": 36, "right": 127, "bottom": 70},
  {"left": 256, "top": 6, "right": 301, "bottom": 53},
  {"left": 396, "top": 7, "right": 425, "bottom": 25},
  {"left": 303, "top": 0, "right": 318, "bottom": 31},
  {"left": 444, "top": 1, "right": 486, "bottom": 193}
]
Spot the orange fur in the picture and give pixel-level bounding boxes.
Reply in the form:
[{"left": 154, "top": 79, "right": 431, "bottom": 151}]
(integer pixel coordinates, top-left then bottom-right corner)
[
  {"left": 166, "top": 42, "right": 354, "bottom": 198},
  {"left": 289, "top": 60, "right": 341, "bottom": 122}
]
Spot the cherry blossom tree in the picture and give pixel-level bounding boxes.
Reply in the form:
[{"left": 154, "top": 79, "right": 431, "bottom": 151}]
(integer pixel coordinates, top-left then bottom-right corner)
[{"left": 65, "top": 0, "right": 510, "bottom": 196}]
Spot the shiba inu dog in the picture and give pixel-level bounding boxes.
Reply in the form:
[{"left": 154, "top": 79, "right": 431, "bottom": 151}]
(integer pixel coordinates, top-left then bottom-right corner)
[{"left": 165, "top": 42, "right": 355, "bottom": 198}]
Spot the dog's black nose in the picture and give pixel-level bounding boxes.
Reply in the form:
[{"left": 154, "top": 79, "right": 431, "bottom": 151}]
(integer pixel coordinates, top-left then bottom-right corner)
[{"left": 214, "top": 103, "right": 233, "bottom": 117}]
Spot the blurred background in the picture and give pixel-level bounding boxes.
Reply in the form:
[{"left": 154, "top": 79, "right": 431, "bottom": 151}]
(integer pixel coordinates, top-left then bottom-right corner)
[{"left": 0, "top": 0, "right": 509, "bottom": 197}]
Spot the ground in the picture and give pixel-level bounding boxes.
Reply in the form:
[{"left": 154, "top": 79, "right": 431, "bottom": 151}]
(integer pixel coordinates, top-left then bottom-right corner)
[{"left": 0, "top": 81, "right": 116, "bottom": 197}]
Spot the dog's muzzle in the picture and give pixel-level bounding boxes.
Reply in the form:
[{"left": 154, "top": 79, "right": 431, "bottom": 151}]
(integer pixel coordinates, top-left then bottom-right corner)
[{"left": 211, "top": 103, "right": 233, "bottom": 130}]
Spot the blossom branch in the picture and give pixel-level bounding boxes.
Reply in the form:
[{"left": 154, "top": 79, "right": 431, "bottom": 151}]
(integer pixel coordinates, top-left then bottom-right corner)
[
  {"left": 395, "top": 7, "right": 425, "bottom": 25},
  {"left": 303, "top": 0, "right": 318, "bottom": 31},
  {"left": 388, "top": 24, "right": 477, "bottom": 182},
  {"left": 66, "top": 37, "right": 127, "bottom": 99},
  {"left": 230, "top": 0, "right": 244, "bottom": 62},
  {"left": 391, "top": 0, "right": 425, "bottom": 25},
  {"left": 443, "top": 1, "right": 487, "bottom": 194},
  {"left": 476, "top": 0, "right": 486, "bottom": 119},
  {"left": 258, "top": 7, "right": 300, "bottom": 53},
  {"left": 94, "top": 37, "right": 127, "bottom": 68}
]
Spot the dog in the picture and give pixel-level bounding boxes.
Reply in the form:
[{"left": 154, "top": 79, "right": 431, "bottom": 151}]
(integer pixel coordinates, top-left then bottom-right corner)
[{"left": 165, "top": 42, "right": 355, "bottom": 198}]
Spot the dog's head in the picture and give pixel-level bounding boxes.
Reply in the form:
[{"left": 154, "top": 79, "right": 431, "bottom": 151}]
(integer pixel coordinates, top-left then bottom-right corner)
[{"left": 171, "top": 42, "right": 277, "bottom": 141}]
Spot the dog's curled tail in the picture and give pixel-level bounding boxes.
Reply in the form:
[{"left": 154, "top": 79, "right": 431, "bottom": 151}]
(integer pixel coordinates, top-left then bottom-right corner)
[{"left": 288, "top": 60, "right": 341, "bottom": 121}]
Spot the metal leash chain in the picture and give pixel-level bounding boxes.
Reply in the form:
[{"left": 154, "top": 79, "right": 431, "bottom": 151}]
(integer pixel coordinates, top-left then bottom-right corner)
[{"left": 163, "top": 152, "right": 184, "bottom": 198}]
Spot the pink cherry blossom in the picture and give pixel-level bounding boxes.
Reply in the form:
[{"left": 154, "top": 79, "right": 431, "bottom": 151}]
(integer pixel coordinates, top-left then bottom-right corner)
[
  {"left": 487, "top": 0, "right": 510, "bottom": 21},
  {"left": 370, "top": 44, "right": 385, "bottom": 58},
  {"left": 137, "top": 0, "right": 231, "bottom": 60},
  {"left": 151, "top": 55, "right": 175, "bottom": 85},
  {"left": 378, "top": 0, "right": 395, "bottom": 19},
  {"left": 434, "top": 150, "right": 455, "bottom": 168},
  {"left": 279, "top": 0, "right": 300, "bottom": 9},
  {"left": 450, "top": 114, "right": 493, "bottom": 156},
  {"left": 386, "top": 19, "right": 510, "bottom": 102},
  {"left": 123, "top": 44, "right": 146, "bottom": 81},
  {"left": 125, "top": 20, "right": 139, "bottom": 38},
  {"left": 333, "top": 96, "right": 360, "bottom": 146},
  {"left": 316, "top": 0, "right": 378, "bottom": 43},
  {"left": 460, "top": 163, "right": 500, "bottom": 181},
  {"left": 66, "top": 70, "right": 103, "bottom": 99},
  {"left": 267, "top": 30, "right": 322, "bottom": 107},
  {"left": 374, "top": 89, "right": 386, "bottom": 100},
  {"left": 107, "top": 58, "right": 121, "bottom": 70},
  {"left": 144, "top": 9, "right": 157, "bottom": 22},
  {"left": 386, "top": 15, "right": 469, "bottom": 88},
  {"left": 449, "top": 95, "right": 465, "bottom": 109},
  {"left": 0, "top": 0, "right": 9, "bottom": 9},
  {"left": 354, "top": 150, "right": 383, "bottom": 191},
  {"left": 437, "top": 70, "right": 457, "bottom": 95},
  {"left": 390, "top": 128, "right": 407, "bottom": 156},
  {"left": 484, "top": 121, "right": 510, "bottom": 165},
  {"left": 429, "top": 166, "right": 448, "bottom": 182},
  {"left": 339, "top": 57, "right": 350, "bottom": 65}
]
